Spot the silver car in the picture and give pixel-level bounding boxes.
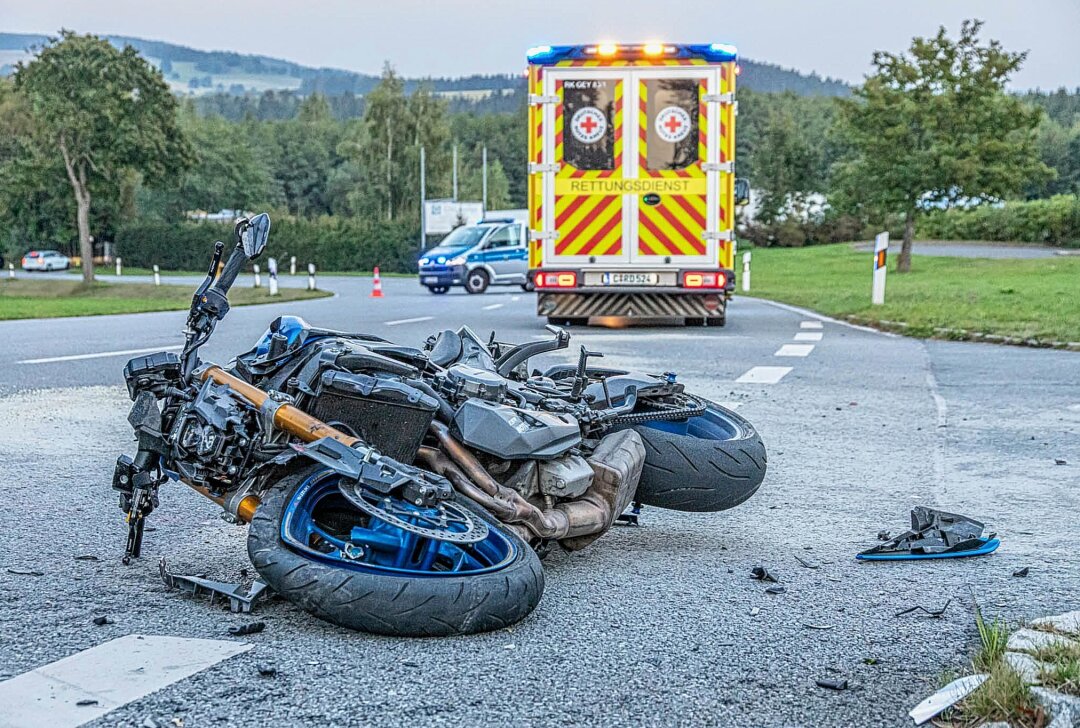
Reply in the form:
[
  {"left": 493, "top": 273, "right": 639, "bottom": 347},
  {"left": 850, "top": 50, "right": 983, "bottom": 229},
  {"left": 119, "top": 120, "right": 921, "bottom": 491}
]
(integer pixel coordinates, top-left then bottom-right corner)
[{"left": 21, "top": 250, "right": 71, "bottom": 271}]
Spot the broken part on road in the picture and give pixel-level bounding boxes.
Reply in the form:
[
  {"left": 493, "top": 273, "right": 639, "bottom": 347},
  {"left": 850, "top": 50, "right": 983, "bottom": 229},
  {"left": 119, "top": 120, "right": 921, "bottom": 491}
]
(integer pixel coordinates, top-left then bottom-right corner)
[
  {"left": 908, "top": 674, "right": 989, "bottom": 725},
  {"left": 857, "top": 506, "right": 999, "bottom": 561},
  {"left": 160, "top": 558, "right": 271, "bottom": 613}
]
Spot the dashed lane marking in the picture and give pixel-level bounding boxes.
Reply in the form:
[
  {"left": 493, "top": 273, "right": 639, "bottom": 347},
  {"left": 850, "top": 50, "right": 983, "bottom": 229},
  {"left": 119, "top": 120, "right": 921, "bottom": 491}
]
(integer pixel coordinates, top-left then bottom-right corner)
[
  {"left": 384, "top": 316, "right": 434, "bottom": 326},
  {"left": 794, "top": 332, "right": 823, "bottom": 342},
  {"left": 800, "top": 321, "right": 823, "bottom": 330},
  {"left": 735, "top": 366, "right": 793, "bottom": 384},
  {"left": 775, "top": 344, "right": 815, "bottom": 357},
  {"left": 482, "top": 303, "right": 504, "bottom": 311},
  {"left": 0, "top": 634, "right": 251, "bottom": 728},
  {"left": 18, "top": 345, "right": 183, "bottom": 365}
]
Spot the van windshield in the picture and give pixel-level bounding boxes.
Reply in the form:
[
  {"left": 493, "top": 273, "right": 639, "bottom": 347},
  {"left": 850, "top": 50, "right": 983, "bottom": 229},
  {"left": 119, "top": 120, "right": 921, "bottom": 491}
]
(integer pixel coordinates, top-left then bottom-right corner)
[{"left": 434, "top": 225, "right": 491, "bottom": 250}]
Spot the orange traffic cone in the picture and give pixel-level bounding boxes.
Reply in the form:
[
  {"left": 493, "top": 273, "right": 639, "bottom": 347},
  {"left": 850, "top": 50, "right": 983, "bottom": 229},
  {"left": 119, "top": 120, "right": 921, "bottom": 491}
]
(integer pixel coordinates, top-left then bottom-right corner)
[{"left": 370, "top": 266, "right": 384, "bottom": 298}]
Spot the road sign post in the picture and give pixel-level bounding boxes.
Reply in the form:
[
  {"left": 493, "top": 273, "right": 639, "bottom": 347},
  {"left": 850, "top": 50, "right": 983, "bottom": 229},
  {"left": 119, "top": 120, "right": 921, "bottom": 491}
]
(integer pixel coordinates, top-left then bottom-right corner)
[
  {"left": 253, "top": 264, "right": 261, "bottom": 288},
  {"left": 267, "top": 257, "right": 279, "bottom": 296},
  {"left": 153, "top": 265, "right": 161, "bottom": 286},
  {"left": 115, "top": 257, "right": 122, "bottom": 277},
  {"left": 7, "top": 263, "right": 14, "bottom": 279},
  {"left": 307, "top": 263, "right": 317, "bottom": 291},
  {"left": 742, "top": 252, "right": 751, "bottom": 292},
  {"left": 872, "top": 232, "right": 888, "bottom": 305},
  {"left": 290, "top": 256, "right": 297, "bottom": 276}
]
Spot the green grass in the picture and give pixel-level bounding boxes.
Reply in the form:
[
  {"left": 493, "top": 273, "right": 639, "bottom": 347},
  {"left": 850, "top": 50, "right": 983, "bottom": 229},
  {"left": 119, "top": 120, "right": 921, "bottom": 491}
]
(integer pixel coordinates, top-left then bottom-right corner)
[
  {"left": 1033, "top": 642, "right": 1080, "bottom": 697},
  {"left": 744, "top": 244, "right": 1080, "bottom": 343},
  {"left": 974, "top": 606, "right": 1011, "bottom": 672},
  {"left": 0, "top": 279, "right": 330, "bottom": 320}
]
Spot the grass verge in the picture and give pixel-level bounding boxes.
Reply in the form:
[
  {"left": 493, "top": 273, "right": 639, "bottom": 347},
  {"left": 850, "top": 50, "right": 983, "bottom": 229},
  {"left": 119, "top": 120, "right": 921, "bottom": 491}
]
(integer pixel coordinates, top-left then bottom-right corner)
[
  {"left": 0, "top": 279, "right": 331, "bottom": 320},
  {"left": 743, "top": 244, "right": 1080, "bottom": 344}
]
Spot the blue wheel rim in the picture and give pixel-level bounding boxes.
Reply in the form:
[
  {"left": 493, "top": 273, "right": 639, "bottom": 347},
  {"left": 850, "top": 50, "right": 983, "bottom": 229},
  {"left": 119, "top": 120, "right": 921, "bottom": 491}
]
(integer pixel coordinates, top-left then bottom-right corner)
[
  {"left": 640, "top": 404, "right": 741, "bottom": 440},
  {"left": 280, "top": 469, "right": 517, "bottom": 577}
]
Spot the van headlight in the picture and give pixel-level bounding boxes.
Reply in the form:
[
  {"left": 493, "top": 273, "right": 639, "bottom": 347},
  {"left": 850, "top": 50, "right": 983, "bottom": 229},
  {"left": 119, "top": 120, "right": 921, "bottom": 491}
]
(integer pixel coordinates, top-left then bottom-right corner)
[{"left": 448, "top": 256, "right": 466, "bottom": 266}]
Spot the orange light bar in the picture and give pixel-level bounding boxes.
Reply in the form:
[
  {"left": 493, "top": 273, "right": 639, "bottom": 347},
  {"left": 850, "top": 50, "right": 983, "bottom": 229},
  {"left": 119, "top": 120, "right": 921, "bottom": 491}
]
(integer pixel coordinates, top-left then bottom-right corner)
[
  {"left": 682, "top": 271, "right": 727, "bottom": 289},
  {"left": 643, "top": 43, "right": 664, "bottom": 56},
  {"left": 597, "top": 43, "right": 618, "bottom": 56}
]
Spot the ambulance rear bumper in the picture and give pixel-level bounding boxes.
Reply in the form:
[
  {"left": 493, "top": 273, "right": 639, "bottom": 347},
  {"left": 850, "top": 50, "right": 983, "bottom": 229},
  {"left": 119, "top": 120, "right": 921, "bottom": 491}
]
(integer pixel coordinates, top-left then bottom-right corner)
[{"left": 536, "top": 290, "right": 727, "bottom": 319}]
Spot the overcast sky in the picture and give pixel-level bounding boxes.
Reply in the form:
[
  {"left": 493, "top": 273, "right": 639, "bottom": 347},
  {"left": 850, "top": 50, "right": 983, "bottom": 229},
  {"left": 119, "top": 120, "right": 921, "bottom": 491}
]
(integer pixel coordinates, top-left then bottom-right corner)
[{"left": 3, "top": 0, "right": 1078, "bottom": 89}]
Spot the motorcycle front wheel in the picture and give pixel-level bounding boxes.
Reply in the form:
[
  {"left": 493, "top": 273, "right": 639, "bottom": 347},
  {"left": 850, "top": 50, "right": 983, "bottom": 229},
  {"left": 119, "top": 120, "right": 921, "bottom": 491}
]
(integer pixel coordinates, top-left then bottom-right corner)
[{"left": 248, "top": 464, "right": 544, "bottom": 636}]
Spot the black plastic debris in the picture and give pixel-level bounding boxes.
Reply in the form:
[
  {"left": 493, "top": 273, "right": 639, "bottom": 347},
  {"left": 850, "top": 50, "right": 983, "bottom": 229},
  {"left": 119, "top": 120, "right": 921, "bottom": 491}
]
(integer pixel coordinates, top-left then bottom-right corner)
[
  {"left": 794, "top": 555, "right": 819, "bottom": 569},
  {"left": 6, "top": 568, "right": 44, "bottom": 576},
  {"left": 895, "top": 599, "right": 951, "bottom": 618},
  {"left": 229, "top": 622, "right": 266, "bottom": 636},
  {"left": 765, "top": 585, "right": 787, "bottom": 595},
  {"left": 751, "top": 566, "right": 778, "bottom": 583},
  {"left": 816, "top": 677, "right": 848, "bottom": 691},
  {"left": 876, "top": 531, "right": 891, "bottom": 541},
  {"left": 1013, "top": 567, "right": 1030, "bottom": 577},
  {"left": 76, "top": 699, "right": 99, "bottom": 707},
  {"left": 160, "top": 558, "right": 269, "bottom": 613},
  {"left": 858, "top": 507, "right": 999, "bottom": 561},
  {"left": 1055, "top": 458, "right": 1067, "bottom": 465},
  {"left": 257, "top": 665, "right": 277, "bottom": 677},
  {"left": 74, "top": 555, "right": 100, "bottom": 562},
  {"left": 92, "top": 616, "right": 112, "bottom": 626}
]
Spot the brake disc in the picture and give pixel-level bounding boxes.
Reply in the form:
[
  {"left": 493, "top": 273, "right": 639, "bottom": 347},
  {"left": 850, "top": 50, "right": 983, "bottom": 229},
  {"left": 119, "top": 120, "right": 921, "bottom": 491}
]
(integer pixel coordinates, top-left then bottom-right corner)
[{"left": 341, "top": 486, "right": 490, "bottom": 545}]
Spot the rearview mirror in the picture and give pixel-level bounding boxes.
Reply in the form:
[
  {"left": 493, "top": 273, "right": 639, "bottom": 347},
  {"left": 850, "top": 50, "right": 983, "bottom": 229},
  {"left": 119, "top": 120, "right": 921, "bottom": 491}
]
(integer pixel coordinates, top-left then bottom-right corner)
[
  {"left": 734, "top": 178, "right": 751, "bottom": 207},
  {"left": 239, "top": 213, "right": 271, "bottom": 259}
]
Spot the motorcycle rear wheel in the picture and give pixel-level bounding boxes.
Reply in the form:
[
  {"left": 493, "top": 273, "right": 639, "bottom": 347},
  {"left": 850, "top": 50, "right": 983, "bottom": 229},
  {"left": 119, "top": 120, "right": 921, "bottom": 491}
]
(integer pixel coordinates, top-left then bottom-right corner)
[
  {"left": 629, "top": 402, "right": 766, "bottom": 512},
  {"left": 248, "top": 464, "right": 544, "bottom": 636}
]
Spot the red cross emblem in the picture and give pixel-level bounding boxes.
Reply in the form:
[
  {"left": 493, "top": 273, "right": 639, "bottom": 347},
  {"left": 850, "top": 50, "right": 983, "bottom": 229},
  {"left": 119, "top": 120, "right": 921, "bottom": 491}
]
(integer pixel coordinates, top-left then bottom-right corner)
[
  {"left": 570, "top": 106, "right": 606, "bottom": 144},
  {"left": 655, "top": 106, "right": 691, "bottom": 143}
]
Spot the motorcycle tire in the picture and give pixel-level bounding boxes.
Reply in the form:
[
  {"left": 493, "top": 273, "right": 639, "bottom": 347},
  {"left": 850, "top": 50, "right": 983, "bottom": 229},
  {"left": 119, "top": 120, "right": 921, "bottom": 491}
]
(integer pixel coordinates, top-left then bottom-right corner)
[
  {"left": 628, "top": 402, "right": 766, "bottom": 512},
  {"left": 248, "top": 464, "right": 544, "bottom": 636}
]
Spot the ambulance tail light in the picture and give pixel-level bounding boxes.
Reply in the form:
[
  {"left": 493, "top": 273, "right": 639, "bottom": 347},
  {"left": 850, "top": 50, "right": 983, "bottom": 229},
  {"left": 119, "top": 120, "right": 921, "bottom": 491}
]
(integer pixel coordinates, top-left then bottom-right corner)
[
  {"left": 682, "top": 271, "right": 727, "bottom": 289},
  {"left": 535, "top": 271, "right": 578, "bottom": 289}
]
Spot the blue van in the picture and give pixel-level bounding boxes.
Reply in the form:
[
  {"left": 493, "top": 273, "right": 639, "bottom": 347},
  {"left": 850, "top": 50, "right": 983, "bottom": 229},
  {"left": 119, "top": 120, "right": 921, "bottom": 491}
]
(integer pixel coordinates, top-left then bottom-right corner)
[{"left": 417, "top": 220, "right": 529, "bottom": 294}]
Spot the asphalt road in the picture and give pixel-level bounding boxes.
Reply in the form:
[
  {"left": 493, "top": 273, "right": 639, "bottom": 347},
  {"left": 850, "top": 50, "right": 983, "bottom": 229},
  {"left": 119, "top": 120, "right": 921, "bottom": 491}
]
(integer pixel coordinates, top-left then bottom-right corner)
[{"left": 0, "top": 275, "right": 1077, "bottom": 727}]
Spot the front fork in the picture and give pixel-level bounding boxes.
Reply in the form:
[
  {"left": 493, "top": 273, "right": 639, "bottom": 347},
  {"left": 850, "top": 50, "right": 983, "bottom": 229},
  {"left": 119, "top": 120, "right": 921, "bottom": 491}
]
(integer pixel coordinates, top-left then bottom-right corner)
[{"left": 113, "top": 450, "right": 163, "bottom": 564}]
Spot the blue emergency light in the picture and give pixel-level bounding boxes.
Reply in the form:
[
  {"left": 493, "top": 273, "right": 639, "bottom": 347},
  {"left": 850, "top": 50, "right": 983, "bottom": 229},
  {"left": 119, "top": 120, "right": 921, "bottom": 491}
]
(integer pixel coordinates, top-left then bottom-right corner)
[{"left": 526, "top": 43, "right": 738, "bottom": 64}]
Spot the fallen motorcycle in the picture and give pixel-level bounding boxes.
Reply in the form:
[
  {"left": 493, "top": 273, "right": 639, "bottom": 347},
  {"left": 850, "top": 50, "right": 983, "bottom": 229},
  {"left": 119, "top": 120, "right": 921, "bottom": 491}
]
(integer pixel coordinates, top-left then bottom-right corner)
[{"left": 114, "top": 214, "right": 767, "bottom": 636}]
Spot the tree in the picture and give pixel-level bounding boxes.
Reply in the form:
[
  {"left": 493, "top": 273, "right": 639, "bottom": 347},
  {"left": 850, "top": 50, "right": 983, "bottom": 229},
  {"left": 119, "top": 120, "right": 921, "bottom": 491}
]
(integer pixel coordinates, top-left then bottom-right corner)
[
  {"left": 13, "top": 31, "right": 192, "bottom": 281},
  {"left": 751, "top": 103, "right": 819, "bottom": 223},
  {"left": 833, "top": 20, "right": 1050, "bottom": 272}
]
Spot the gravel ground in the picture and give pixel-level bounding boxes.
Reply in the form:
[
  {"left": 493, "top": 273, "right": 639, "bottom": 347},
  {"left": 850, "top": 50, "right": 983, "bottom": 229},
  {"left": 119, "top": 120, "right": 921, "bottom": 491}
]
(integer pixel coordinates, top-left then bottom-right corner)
[{"left": 0, "top": 291, "right": 1077, "bottom": 727}]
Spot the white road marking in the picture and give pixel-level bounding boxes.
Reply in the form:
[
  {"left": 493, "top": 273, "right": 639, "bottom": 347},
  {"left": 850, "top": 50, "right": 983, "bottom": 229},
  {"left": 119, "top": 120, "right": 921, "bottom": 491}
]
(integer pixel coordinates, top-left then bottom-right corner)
[
  {"left": 800, "top": 321, "right": 823, "bottom": 330},
  {"left": 18, "top": 345, "right": 183, "bottom": 365},
  {"left": 794, "top": 332, "right": 823, "bottom": 342},
  {"left": 757, "top": 298, "right": 897, "bottom": 337},
  {"left": 0, "top": 634, "right": 251, "bottom": 728},
  {"left": 775, "top": 344, "right": 815, "bottom": 357},
  {"left": 511, "top": 296, "right": 521, "bottom": 302},
  {"left": 384, "top": 316, "right": 434, "bottom": 326},
  {"left": 482, "top": 303, "right": 504, "bottom": 311},
  {"left": 736, "top": 366, "right": 793, "bottom": 384}
]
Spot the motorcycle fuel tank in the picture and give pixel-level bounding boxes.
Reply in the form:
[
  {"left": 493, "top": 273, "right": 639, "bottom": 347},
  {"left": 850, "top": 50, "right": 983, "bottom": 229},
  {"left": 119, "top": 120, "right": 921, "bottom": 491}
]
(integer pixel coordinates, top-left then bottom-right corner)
[{"left": 452, "top": 399, "right": 581, "bottom": 460}]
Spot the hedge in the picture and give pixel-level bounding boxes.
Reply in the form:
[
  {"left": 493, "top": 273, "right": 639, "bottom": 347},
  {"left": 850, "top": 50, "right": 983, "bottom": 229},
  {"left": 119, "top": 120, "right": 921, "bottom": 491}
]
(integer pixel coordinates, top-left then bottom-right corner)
[
  {"left": 917, "top": 195, "right": 1080, "bottom": 247},
  {"left": 114, "top": 216, "right": 423, "bottom": 273}
]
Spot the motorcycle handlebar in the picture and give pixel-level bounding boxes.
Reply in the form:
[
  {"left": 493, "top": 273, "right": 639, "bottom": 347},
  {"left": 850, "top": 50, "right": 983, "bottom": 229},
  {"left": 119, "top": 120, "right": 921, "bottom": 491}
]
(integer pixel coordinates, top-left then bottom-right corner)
[{"left": 208, "top": 243, "right": 248, "bottom": 298}]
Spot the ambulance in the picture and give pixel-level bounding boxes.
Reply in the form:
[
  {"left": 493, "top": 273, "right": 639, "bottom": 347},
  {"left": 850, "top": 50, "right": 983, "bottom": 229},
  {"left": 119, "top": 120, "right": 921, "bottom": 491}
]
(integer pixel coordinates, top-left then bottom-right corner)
[{"left": 526, "top": 43, "right": 750, "bottom": 326}]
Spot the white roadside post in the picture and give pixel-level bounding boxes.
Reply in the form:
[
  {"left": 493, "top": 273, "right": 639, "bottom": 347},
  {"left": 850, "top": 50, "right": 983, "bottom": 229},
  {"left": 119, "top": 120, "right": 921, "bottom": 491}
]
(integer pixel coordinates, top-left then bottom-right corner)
[
  {"left": 253, "top": 263, "right": 261, "bottom": 288},
  {"left": 872, "top": 231, "right": 889, "bottom": 306},
  {"left": 742, "top": 251, "right": 752, "bottom": 292},
  {"left": 153, "top": 264, "right": 161, "bottom": 286},
  {"left": 290, "top": 256, "right": 297, "bottom": 276},
  {"left": 307, "top": 263, "right": 317, "bottom": 291},
  {"left": 8, "top": 263, "right": 14, "bottom": 279},
  {"left": 267, "top": 257, "right": 279, "bottom": 296},
  {"left": 115, "top": 257, "right": 122, "bottom": 276}
]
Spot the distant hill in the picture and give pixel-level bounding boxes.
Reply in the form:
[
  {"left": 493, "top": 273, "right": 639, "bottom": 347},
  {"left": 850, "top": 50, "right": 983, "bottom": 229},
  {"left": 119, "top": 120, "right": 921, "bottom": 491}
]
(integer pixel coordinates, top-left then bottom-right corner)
[{"left": 0, "top": 32, "right": 850, "bottom": 102}]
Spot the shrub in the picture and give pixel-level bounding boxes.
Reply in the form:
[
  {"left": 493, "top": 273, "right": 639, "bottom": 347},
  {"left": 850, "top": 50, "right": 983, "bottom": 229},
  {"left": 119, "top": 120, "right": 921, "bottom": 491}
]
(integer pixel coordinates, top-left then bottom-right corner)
[{"left": 917, "top": 195, "right": 1080, "bottom": 246}]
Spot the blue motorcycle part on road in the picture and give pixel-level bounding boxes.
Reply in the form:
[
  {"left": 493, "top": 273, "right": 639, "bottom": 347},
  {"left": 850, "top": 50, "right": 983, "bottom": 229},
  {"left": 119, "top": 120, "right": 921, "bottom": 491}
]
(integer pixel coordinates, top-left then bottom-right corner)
[
  {"left": 856, "top": 537, "right": 1000, "bottom": 561},
  {"left": 280, "top": 468, "right": 517, "bottom": 577}
]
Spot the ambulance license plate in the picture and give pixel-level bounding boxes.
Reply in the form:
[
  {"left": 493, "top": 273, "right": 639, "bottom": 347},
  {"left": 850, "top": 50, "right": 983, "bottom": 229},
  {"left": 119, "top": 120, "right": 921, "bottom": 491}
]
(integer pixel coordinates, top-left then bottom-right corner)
[{"left": 601, "top": 272, "right": 659, "bottom": 286}]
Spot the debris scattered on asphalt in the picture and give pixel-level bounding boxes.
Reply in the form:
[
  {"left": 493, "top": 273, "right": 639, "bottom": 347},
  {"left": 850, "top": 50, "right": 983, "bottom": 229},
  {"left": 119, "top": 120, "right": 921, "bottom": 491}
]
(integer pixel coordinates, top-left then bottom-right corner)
[
  {"left": 160, "top": 558, "right": 270, "bottom": 613},
  {"left": 257, "top": 665, "right": 277, "bottom": 677},
  {"left": 908, "top": 674, "right": 988, "bottom": 725},
  {"left": 877, "top": 531, "right": 891, "bottom": 541},
  {"left": 858, "top": 507, "right": 999, "bottom": 561},
  {"left": 862, "top": 657, "right": 879, "bottom": 665},
  {"left": 228, "top": 622, "right": 265, "bottom": 636},
  {"left": 751, "top": 566, "right": 778, "bottom": 582},
  {"left": 815, "top": 677, "right": 848, "bottom": 691},
  {"left": 794, "top": 555, "right": 819, "bottom": 569},
  {"left": 1013, "top": 567, "right": 1030, "bottom": 577},
  {"left": 6, "top": 567, "right": 44, "bottom": 576},
  {"left": 895, "top": 600, "right": 951, "bottom": 618},
  {"left": 1054, "top": 458, "right": 1067, "bottom": 465},
  {"left": 765, "top": 585, "right": 787, "bottom": 595},
  {"left": 74, "top": 555, "right": 100, "bottom": 561},
  {"left": 750, "top": 607, "right": 761, "bottom": 616},
  {"left": 401, "top": 660, "right": 420, "bottom": 668},
  {"left": 76, "top": 699, "right": 99, "bottom": 707},
  {"left": 803, "top": 624, "right": 834, "bottom": 630},
  {"left": 825, "top": 575, "right": 842, "bottom": 583},
  {"left": 92, "top": 616, "right": 112, "bottom": 626}
]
